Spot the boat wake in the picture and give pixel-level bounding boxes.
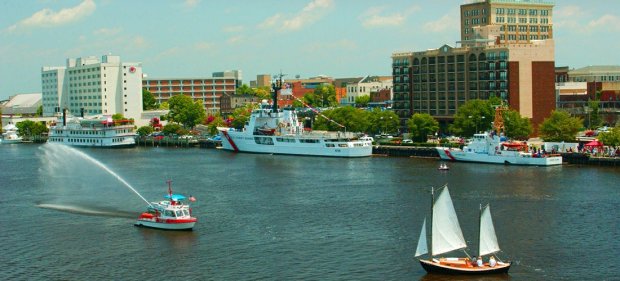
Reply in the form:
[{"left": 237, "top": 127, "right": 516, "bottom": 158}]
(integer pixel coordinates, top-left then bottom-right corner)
[{"left": 37, "top": 203, "right": 137, "bottom": 219}]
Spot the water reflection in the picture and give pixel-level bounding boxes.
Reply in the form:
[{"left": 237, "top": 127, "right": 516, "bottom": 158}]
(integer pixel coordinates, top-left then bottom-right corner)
[{"left": 136, "top": 227, "right": 198, "bottom": 250}]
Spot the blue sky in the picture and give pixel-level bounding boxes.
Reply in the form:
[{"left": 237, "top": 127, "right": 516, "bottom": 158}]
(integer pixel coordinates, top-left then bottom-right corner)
[{"left": 1, "top": 0, "right": 619, "bottom": 100}]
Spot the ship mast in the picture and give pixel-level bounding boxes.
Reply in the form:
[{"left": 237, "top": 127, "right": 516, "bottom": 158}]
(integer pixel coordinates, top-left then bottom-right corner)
[
  {"left": 271, "top": 73, "right": 285, "bottom": 114},
  {"left": 493, "top": 104, "right": 507, "bottom": 135}
]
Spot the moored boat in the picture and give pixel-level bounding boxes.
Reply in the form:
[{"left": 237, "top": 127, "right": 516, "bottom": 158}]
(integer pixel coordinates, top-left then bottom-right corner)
[
  {"left": 219, "top": 75, "right": 372, "bottom": 157},
  {"left": 48, "top": 109, "right": 137, "bottom": 148},
  {"left": 436, "top": 132, "right": 562, "bottom": 166},
  {"left": 415, "top": 185, "right": 511, "bottom": 275},
  {"left": 135, "top": 180, "right": 197, "bottom": 231},
  {"left": 1, "top": 123, "right": 23, "bottom": 144}
]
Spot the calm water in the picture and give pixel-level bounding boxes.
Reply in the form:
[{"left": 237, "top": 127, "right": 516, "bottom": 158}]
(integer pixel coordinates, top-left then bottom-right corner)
[{"left": 1, "top": 143, "right": 619, "bottom": 280}]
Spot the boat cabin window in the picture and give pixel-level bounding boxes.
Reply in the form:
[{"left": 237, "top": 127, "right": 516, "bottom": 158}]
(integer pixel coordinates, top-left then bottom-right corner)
[
  {"left": 183, "top": 210, "right": 189, "bottom": 216},
  {"left": 165, "top": 210, "right": 175, "bottom": 217},
  {"left": 175, "top": 210, "right": 183, "bottom": 217}
]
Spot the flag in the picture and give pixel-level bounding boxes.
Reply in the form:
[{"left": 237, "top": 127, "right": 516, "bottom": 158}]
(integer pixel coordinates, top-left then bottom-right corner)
[{"left": 281, "top": 83, "right": 292, "bottom": 96}]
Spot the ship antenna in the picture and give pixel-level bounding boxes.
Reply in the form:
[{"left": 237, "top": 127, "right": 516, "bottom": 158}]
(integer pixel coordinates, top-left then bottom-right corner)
[{"left": 271, "top": 72, "right": 286, "bottom": 114}]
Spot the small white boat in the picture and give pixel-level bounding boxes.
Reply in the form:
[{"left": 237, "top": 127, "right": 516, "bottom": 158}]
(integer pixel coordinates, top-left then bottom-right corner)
[
  {"left": 438, "top": 163, "right": 450, "bottom": 170},
  {"left": 135, "top": 181, "right": 197, "bottom": 231},
  {"left": 415, "top": 185, "right": 511, "bottom": 275},
  {"left": 1, "top": 123, "right": 23, "bottom": 144}
]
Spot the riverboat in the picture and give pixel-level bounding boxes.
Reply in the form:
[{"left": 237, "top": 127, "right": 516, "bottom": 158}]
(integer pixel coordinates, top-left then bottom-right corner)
[
  {"left": 1, "top": 123, "right": 23, "bottom": 144},
  {"left": 219, "top": 75, "right": 372, "bottom": 157},
  {"left": 415, "top": 185, "right": 511, "bottom": 275},
  {"left": 48, "top": 110, "right": 136, "bottom": 148},
  {"left": 135, "top": 181, "right": 197, "bottom": 231}
]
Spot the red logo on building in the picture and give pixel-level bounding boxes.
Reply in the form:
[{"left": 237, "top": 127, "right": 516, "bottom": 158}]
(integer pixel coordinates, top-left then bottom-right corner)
[{"left": 129, "top": 66, "right": 136, "bottom": 73}]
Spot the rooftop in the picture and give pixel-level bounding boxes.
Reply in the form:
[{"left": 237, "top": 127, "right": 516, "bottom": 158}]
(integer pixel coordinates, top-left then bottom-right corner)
[
  {"left": 466, "top": 0, "right": 554, "bottom": 5},
  {"left": 569, "top": 65, "right": 620, "bottom": 75}
]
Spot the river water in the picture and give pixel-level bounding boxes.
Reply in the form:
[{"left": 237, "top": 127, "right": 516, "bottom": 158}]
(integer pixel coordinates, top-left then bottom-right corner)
[{"left": 1, "top": 143, "right": 618, "bottom": 280}]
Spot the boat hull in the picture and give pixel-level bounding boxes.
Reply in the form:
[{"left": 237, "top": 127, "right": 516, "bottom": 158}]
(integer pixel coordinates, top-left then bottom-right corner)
[
  {"left": 220, "top": 131, "right": 372, "bottom": 157},
  {"left": 436, "top": 147, "right": 562, "bottom": 166},
  {"left": 135, "top": 219, "right": 196, "bottom": 230},
  {"left": 419, "top": 259, "right": 511, "bottom": 275}
]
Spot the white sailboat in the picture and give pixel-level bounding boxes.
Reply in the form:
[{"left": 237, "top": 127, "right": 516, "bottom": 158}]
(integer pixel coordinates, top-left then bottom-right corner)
[{"left": 415, "top": 185, "right": 511, "bottom": 275}]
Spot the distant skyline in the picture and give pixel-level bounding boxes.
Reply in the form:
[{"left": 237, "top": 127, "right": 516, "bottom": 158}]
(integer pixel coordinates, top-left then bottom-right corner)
[{"left": 1, "top": 0, "right": 619, "bottom": 100}]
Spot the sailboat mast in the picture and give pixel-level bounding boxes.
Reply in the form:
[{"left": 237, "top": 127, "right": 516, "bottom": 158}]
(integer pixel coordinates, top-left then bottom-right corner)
[
  {"left": 478, "top": 203, "right": 482, "bottom": 258},
  {"left": 430, "top": 186, "right": 434, "bottom": 259}
]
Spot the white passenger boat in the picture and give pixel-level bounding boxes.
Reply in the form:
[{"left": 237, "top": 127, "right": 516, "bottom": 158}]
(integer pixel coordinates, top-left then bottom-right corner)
[
  {"left": 135, "top": 181, "right": 197, "bottom": 231},
  {"left": 1, "top": 123, "right": 23, "bottom": 144},
  {"left": 436, "top": 132, "right": 562, "bottom": 166},
  {"left": 48, "top": 110, "right": 136, "bottom": 148},
  {"left": 219, "top": 76, "right": 372, "bottom": 157}
]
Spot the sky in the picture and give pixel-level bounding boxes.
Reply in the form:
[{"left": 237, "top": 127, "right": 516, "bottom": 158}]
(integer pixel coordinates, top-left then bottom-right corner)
[{"left": 1, "top": 0, "right": 619, "bottom": 101}]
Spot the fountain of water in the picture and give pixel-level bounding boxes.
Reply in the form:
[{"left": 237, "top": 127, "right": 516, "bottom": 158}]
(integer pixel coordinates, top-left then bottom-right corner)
[{"left": 40, "top": 143, "right": 152, "bottom": 206}]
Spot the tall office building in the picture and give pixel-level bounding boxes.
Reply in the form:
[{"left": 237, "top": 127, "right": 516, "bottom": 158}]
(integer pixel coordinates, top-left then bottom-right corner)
[
  {"left": 460, "top": 0, "right": 554, "bottom": 43},
  {"left": 392, "top": 0, "right": 555, "bottom": 131},
  {"left": 41, "top": 55, "right": 143, "bottom": 120}
]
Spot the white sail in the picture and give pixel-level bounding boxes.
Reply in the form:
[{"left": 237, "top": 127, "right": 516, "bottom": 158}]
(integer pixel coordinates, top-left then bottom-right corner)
[
  {"left": 432, "top": 186, "right": 467, "bottom": 256},
  {"left": 479, "top": 204, "right": 500, "bottom": 256},
  {"left": 415, "top": 218, "right": 428, "bottom": 257}
]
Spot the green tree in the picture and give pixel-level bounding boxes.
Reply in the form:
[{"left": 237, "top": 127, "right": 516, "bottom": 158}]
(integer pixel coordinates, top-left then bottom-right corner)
[
  {"left": 136, "top": 126, "right": 154, "bottom": 137},
  {"left": 230, "top": 103, "right": 257, "bottom": 129},
  {"left": 15, "top": 120, "right": 48, "bottom": 140},
  {"left": 407, "top": 113, "right": 439, "bottom": 142},
  {"left": 159, "top": 102, "right": 169, "bottom": 110},
  {"left": 112, "top": 113, "right": 124, "bottom": 120},
  {"left": 292, "top": 99, "right": 304, "bottom": 108},
  {"left": 204, "top": 114, "right": 227, "bottom": 136},
  {"left": 236, "top": 84, "right": 254, "bottom": 95},
  {"left": 586, "top": 99, "right": 603, "bottom": 129},
  {"left": 538, "top": 110, "right": 583, "bottom": 142},
  {"left": 503, "top": 109, "right": 533, "bottom": 140},
  {"left": 598, "top": 125, "right": 620, "bottom": 147},
  {"left": 143, "top": 89, "right": 158, "bottom": 110},
  {"left": 302, "top": 92, "right": 319, "bottom": 107},
  {"left": 162, "top": 123, "right": 187, "bottom": 136},
  {"left": 449, "top": 99, "right": 495, "bottom": 136},
  {"left": 313, "top": 106, "right": 370, "bottom": 133},
  {"left": 36, "top": 105, "right": 43, "bottom": 117},
  {"left": 254, "top": 86, "right": 271, "bottom": 100},
  {"left": 367, "top": 108, "right": 399, "bottom": 135},
  {"left": 313, "top": 84, "right": 338, "bottom": 107},
  {"left": 167, "top": 94, "right": 206, "bottom": 129},
  {"left": 355, "top": 95, "right": 371, "bottom": 108}
]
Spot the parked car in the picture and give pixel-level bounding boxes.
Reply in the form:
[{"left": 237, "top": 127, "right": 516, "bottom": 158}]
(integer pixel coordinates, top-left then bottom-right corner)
[{"left": 402, "top": 139, "right": 413, "bottom": 144}]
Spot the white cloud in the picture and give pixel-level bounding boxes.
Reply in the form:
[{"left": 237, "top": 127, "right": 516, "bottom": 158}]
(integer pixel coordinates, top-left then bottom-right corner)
[
  {"left": 94, "top": 27, "right": 122, "bottom": 36},
  {"left": 423, "top": 11, "right": 459, "bottom": 32},
  {"left": 587, "top": 14, "right": 620, "bottom": 31},
  {"left": 193, "top": 42, "right": 214, "bottom": 51},
  {"left": 360, "top": 6, "right": 418, "bottom": 28},
  {"left": 4, "top": 0, "right": 96, "bottom": 33},
  {"left": 554, "top": 5, "right": 583, "bottom": 29},
  {"left": 227, "top": 36, "right": 243, "bottom": 45},
  {"left": 223, "top": 25, "right": 244, "bottom": 33},
  {"left": 184, "top": 0, "right": 200, "bottom": 8},
  {"left": 132, "top": 36, "right": 148, "bottom": 49},
  {"left": 259, "top": 0, "right": 333, "bottom": 31}
]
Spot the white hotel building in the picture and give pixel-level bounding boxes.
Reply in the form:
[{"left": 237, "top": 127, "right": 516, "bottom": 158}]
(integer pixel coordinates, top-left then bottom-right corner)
[{"left": 41, "top": 55, "right": 143, "bottom": 120}]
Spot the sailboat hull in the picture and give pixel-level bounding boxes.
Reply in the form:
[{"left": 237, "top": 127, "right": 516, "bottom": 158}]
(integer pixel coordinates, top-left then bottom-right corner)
[{"left": 419, "top": 259, "right": 510, "bottom": 275}]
